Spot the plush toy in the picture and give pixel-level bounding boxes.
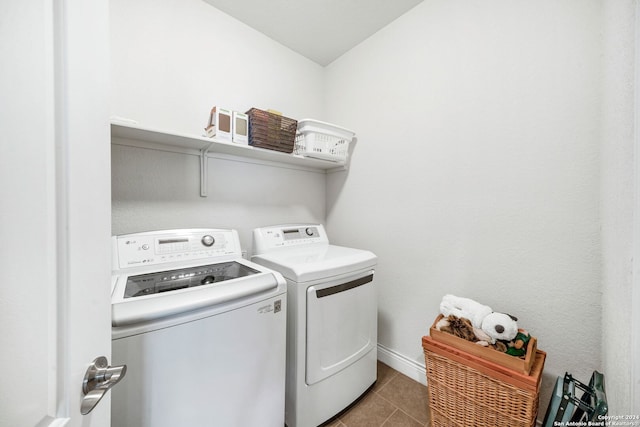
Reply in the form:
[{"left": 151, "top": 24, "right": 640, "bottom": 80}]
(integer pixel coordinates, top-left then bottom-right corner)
[
  {"left": 436, "top": 315, "right": 476, "bottom": 342},
  {"left": 440, "top": 294, "right": 518, "bottom": 344},
  {"left": 440, "top": 294, "right": 491, "bottom": 329},
  {"left": 505, "top": 330, "right": 531, "bottom": 357},
  {"left": 436, "top": 314, "right": 509, "bottom": 352},
  {"left": 481, "top": 312, "right": 519, "bottom": 343}
]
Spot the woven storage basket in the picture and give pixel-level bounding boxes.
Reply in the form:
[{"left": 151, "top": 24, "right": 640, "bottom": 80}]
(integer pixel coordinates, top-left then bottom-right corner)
[
  {"left": 246, "top": 108, "right": 297, "bottom": 153},
  {"left": 423, "top": 336, "right": 545, "bottom": 427}
]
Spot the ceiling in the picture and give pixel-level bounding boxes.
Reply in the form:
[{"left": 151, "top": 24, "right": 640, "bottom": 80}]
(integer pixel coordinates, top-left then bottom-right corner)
[{"left": 202, "top": 0, "right": 424, "bottom": 66}]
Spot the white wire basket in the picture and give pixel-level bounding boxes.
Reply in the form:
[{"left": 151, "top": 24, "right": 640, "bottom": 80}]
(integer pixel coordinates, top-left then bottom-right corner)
[{"left": 294, "top": 119, "right": 355, "bottom": 163}]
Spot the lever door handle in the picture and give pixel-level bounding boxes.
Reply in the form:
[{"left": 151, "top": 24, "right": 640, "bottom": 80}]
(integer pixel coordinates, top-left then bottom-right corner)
[{"left": 81, "top": 356, "right": 127, "bottom": 415}]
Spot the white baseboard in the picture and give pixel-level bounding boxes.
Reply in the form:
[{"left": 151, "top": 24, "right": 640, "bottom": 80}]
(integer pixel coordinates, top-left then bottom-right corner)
[{"left": 377, "top": 343, "right": 427, "bottom": 386}]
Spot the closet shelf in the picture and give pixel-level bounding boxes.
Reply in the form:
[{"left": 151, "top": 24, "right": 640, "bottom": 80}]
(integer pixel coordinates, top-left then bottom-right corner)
[{"left": 110, "top": 122, "right": 347, "bottom": 172}]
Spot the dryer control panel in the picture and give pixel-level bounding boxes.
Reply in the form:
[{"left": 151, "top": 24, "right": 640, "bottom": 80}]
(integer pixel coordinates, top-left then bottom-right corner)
[{"left": 253, "top": 224, "right": 329, "bottom": 253}]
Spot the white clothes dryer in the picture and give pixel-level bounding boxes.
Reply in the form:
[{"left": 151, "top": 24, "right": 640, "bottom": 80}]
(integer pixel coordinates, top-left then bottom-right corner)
[{"left": 252, "top": 224, "right": 377, "bottom": 427}]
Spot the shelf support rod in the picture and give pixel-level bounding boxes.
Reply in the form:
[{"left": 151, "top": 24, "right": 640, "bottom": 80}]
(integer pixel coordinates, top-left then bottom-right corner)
[{"left": 200, "top": 142, "right": 214, "bottom": 197}]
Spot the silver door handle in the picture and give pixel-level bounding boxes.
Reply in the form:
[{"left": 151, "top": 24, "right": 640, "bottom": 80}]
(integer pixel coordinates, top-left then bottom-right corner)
[{"left": 81, "top": 356, "right": 127, "bottom": 415}]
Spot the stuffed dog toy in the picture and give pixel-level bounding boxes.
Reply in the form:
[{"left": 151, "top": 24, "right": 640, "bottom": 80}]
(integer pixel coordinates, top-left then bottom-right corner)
[{"left": 440, "top": 294, "right": 518, "bottom": 344}]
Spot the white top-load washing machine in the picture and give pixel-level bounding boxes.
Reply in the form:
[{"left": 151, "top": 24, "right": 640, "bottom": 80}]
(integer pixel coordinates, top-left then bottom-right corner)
[
  {"left": 252, "top": 224, "right": 377, "bottom": 427},
  {"left": 111, "top": 229, "right": 287, "bottom": 427}
]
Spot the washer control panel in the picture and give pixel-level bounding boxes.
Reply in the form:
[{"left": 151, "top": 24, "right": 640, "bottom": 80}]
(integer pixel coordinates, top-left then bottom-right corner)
[
  {"left": 253, "top": 224, "right": 329, "bottom": 254},
  {"left": 284, "top": 226, "right": 319, "bottom": 240},
  {"left": 113, "top": 229, "right": 240, "bottom": 270}
]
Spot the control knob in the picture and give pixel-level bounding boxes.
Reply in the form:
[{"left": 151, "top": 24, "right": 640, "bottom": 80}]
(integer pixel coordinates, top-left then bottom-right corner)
[
  {"left": 201, "top": 235, "right": 215, "bottom": 247},
  {"left": 201, "top": 275, "right": 216, "bottom": 285},
  {"left": 305, "top": 228, "right": 314, "bottom": 236}
]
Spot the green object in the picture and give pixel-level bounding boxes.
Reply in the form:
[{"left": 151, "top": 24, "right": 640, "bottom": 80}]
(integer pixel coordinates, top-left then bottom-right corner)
[{"left": 505, "top": 331, "right": 530, "bottom": 357}]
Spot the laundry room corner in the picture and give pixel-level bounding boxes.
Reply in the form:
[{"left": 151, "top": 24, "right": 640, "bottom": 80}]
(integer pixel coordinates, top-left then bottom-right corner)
[{"left": 324, "top": 0, "right": 605, "bottom": 417}]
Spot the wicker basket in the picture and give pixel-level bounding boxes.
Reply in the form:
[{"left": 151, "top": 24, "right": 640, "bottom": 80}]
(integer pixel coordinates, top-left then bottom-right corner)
[
  {"left": 423, "top": 336, "right": 545, "bottom": 427},
  {"left": 246, "top": 108, "right": 297, "bottom": 153}
]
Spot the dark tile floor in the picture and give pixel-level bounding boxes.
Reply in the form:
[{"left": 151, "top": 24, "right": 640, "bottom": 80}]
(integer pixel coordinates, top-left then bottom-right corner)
[{"left": 322, "top": 362, "right": 431, "bottom": 427}]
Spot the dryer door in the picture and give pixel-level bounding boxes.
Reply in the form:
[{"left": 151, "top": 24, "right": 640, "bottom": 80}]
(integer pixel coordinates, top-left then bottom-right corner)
[{"left": 305, "top": 270, "right": 376, "bottom": 385}]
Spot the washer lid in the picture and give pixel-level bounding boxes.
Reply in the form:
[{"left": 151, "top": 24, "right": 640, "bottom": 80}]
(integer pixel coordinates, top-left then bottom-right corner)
[
  {"left": 252, "top": 244, "right": 377, "bottom": 282},
  {"left": 111, "top": 258, "right": 285, "bottom": 327},
  {"left": 122, "top": 261, "right": 260, "bottom": 298}
]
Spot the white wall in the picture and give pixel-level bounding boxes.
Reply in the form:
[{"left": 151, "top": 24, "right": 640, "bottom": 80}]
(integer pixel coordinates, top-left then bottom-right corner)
[
  {"left": 601, "top": 0, "right": 636, "bottom": 415},
  {"left": 110, "top": 0, "right": 327, "bottom": 249},
  {"left": 111, "top": 145, "right": 327, "bottom": 250},
  {"left": 325, "top": 0, "right": 603, "bottom": 413},
  {"left": 110, "top": 0, "right": 325, "bottom": 134}
]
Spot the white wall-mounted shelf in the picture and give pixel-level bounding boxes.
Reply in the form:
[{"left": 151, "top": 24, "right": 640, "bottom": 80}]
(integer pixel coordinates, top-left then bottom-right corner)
[
  {"left": 111, "top": 122, "right": 348, "bottom": 197},
  {"left": 111, "top": 122, "right": 346, "bottom": 171}
]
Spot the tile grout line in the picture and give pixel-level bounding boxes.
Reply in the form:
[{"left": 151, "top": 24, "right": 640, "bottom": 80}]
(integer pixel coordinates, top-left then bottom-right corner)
[
  {"left": 379, "top": 408, "right": 399, "bottom": 427},
  {"left": 377, "top": 392, "right": 426, "bottom": 424},
  {"left": 375, "top": 372, "right": 431, "bottom": 426},
  {"left": 399, "top": 407, "right": 430, "bottom": 427},
  {"left": 335, "top": 363, "right": 430, "bottom": 427},
  {"left": 373, "top": 369, "right": 399, "bottom": 396}
]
